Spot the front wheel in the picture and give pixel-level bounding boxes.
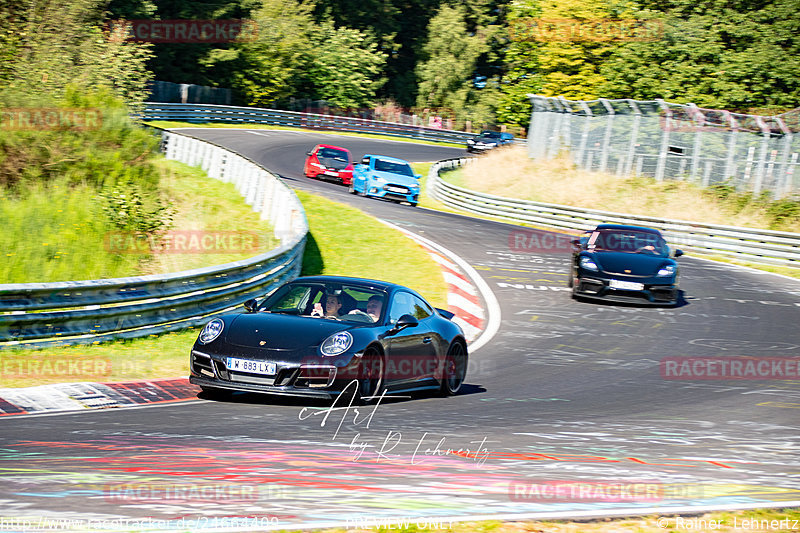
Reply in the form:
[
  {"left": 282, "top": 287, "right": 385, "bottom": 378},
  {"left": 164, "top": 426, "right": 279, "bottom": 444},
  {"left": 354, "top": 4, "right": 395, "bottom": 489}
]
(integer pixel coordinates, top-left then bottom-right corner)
[
  {"left": 348, "top": 183, "right": 356, "bottom": 194},
  {"left": 357, "top": 347, "right": 384, "bottom": 404},
  {"left": 440, "top": 341, "right": 467, "bottom": 396}
]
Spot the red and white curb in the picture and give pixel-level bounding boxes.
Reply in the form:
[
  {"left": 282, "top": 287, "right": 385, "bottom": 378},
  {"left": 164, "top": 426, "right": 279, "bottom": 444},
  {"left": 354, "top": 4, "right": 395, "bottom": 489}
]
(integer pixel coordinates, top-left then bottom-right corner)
[
  {"left": 383, "top": 222, "right": 501, "bottom": 353},
  {"left": 0, "top": 378, "right": 200, "bottom": 417}
]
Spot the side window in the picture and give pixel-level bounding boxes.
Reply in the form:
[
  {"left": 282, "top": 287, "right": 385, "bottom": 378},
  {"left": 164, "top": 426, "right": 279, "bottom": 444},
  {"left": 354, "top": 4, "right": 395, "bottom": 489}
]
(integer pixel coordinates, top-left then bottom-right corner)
[
  {"left": 388, "top": 292, "right": 413, "bottom": 324},
  {"left": 410, "top": 295, "right": 432, "bottom": 320},
  {"left": 388, "top": 292, "right": 431, "bottom": 323}
]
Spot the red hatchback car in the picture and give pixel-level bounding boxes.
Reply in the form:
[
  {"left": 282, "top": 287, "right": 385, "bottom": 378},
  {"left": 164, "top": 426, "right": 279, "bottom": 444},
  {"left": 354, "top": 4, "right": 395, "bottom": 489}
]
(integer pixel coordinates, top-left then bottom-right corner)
[{"left": 303, "top": 144, "right": 354, "bottom": 185}]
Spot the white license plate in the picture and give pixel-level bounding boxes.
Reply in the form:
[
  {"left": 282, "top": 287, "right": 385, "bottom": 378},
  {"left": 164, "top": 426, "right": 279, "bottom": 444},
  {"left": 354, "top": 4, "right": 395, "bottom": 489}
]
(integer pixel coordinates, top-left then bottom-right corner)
[
  {"left": 609, "top": 279, "right": 644, "bottom": 291},
  {"left": 386, "top": 186, "right": 406, "bottom": 193},
  {"left": 323, "top": 170, "right": 338, "bottom": 177},
  {"left": 226, "top": 358, "right": 276, "bottom": 375}
]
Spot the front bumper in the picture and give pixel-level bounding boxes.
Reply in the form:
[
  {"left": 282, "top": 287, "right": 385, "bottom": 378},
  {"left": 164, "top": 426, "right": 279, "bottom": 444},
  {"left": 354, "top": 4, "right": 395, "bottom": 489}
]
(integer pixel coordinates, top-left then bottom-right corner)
[
  {"left": 573, "top": 276, "right": 678, "bottom": 305},
  {"left": 190, "top": 349, "right": 362, "bottom": 399},
  {"left": 365, "top": 184, "right": 419, "bottom": 203}
]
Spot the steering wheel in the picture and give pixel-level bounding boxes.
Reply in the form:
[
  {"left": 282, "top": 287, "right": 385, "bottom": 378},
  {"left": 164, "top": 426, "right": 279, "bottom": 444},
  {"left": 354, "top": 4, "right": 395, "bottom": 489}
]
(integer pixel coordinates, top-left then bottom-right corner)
[{"left": 348, "top": 309, "right": 375, "bottom": 322}]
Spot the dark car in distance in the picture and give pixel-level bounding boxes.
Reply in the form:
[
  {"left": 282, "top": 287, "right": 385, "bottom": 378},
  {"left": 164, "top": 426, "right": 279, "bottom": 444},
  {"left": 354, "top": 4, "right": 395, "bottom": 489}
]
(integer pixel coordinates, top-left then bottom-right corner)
[
  {"left": 189, "top": 276, "right": 468, "bottom": 402},
  {"left": 570, "top": 224, "right": 684, "bottom": 306},
  {"left": 466, "top": 130, "right": 515, "bottom": 153}
]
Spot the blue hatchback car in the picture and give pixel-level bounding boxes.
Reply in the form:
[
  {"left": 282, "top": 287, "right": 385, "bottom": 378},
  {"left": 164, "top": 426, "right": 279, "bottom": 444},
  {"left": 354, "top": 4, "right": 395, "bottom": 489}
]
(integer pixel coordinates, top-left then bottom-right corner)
[{"left": 349, "top": 155, "right": 421, "bottom": 207}]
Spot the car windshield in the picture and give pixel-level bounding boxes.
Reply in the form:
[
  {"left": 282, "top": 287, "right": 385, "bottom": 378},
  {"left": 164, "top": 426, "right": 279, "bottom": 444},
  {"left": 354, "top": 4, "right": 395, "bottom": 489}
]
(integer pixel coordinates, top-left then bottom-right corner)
[
  {"left": 374, "top": 159, "right": 414, "bottom": 177},
  {"left": 318, "top": 148, "right": 348, "bottom": 162},
  {"left": 588, "top": 230, "right": 669, "bottom": 257},
  {"left": 260, "top": 282, "right": 387, "bottom": 323}
]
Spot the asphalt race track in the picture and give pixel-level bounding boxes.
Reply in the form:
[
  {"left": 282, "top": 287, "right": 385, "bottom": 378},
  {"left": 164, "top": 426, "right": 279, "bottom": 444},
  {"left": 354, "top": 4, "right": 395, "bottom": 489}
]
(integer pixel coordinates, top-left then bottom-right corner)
[{"left": 2, "top": 128, "right": 800, "bottom": 531}]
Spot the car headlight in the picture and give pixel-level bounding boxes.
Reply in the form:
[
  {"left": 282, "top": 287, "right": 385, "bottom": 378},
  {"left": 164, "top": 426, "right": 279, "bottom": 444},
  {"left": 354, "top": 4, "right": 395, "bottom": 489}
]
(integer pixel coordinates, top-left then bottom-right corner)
[
  {"left": 657, "top": 265, "right": 676, "bottom": 277},
  {"left": 579, "top": 256, "right": 599, "bottom": 272},
  {"left": 320, "top": 331, "right": 353, "bottom": 356},
  {"left": 410, "top": 183, "right": 420, "bottom": 190},
  {"left": 312, "top": 162, "right": 325, "bottom": 169},
  {"left": 467, "top": 139, "right": 475, "bottom": 144},
  {"left": 198, "top": 318, "right": 224, "bottom": 344},
  {"left": 373, "top": 176, "right": 386, "bottom": 183}
]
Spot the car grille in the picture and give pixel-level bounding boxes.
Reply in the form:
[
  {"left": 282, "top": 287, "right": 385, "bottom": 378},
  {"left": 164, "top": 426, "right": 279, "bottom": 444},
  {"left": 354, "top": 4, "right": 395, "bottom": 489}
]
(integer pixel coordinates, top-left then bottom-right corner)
[{"left": 383, "top": 184, "right": 409, "bottom": 194}]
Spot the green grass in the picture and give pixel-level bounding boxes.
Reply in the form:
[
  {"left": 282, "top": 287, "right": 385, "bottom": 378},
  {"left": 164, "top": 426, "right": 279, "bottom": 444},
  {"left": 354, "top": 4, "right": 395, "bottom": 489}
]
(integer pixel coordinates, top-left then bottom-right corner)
[
  {"left": 0, "top": 158, "right": 279, "bottom": 283},
  {"left": 1, "top": 191, "right": 447, "bottom": 388},
  {"left": 0, "top": 180, "right": 142, "bottom": 283},
  {"left": 144, "top": 120, "right": 465, "bottom": 149}
]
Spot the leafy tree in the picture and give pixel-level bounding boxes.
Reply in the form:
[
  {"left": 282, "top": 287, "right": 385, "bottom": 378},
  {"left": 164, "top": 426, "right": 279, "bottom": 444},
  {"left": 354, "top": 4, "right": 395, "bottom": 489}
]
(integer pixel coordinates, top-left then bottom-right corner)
[
  {"left": 415, "top": 3, "right": 500, "bottom": 128},
  {"left": 600, "top": 0, "right": 800, "bottom": 110},
  {"left": 202, "top": 0, "right": 315, "bottom": 106},
  {"left": 301, "top": 21, "right": 387, "bottom": 108},
  {"left": 0, "top": 0, "right": 152, "bottom": 106}
]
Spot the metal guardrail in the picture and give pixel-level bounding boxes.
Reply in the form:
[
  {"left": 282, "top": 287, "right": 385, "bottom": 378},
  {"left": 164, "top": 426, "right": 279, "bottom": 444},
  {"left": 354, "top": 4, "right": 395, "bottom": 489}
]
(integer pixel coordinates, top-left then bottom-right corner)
[
  {"left": 428, "top": 158, "right": 800, "bottom": 268},
  {"left": 141, "top": 102, "right": 479, "bottom": 145},
  {"left": 0, "top": 131, "right": 308, "bottom": 349}
]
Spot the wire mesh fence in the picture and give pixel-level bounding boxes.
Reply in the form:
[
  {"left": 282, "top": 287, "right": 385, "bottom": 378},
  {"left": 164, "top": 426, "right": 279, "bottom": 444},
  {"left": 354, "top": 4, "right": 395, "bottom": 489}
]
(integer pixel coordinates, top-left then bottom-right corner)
[{"left": 527, "top": 95, "right": 799, "bottom": 198}]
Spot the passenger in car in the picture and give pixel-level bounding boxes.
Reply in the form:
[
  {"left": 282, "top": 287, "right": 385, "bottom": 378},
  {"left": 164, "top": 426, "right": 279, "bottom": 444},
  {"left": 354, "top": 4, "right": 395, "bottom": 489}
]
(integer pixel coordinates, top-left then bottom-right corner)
[{"left": 311, "top": 293, "right": 343, "bottom": 318}]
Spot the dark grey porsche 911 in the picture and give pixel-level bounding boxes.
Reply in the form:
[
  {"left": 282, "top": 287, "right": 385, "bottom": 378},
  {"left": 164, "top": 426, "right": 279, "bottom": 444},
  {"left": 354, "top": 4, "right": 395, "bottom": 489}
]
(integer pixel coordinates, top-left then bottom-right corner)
[{"left": 189, "top": 276, "right": 468, "bottom": 402}]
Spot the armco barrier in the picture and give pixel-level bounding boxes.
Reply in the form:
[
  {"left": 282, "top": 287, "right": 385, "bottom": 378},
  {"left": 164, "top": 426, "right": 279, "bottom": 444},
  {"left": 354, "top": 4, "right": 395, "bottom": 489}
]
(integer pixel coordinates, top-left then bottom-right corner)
[
  {"left": 428, "top": 158, "right": 800, "bottom": 268},
  {"left": 0, "top": 131, "right": 308, "bottom": 349},
  {"left": 141, "top": 102, "right": 478, "bottom": 144}
]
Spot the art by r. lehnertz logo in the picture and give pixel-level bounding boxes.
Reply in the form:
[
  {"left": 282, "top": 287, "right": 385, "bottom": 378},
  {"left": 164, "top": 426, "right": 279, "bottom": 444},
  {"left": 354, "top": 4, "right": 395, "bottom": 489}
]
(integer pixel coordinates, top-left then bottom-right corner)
[{"left": 105, "top": 19, "right": 259, "bottom": 43}]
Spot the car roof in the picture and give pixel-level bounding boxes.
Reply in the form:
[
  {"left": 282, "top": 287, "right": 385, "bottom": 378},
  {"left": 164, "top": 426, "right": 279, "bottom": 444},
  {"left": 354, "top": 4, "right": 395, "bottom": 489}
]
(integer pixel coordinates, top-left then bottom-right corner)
[
  {"left": 316, "top": 144, "right": 350, "bottom": 152},
  {"left": 362, "top": 154, "right": 411, "bottom": 165},
  {"left": 292, "top": 275, "right": 399, "bottom": 292},
  {"left": 595, "top": 223, "right": 662, "bottom": 235}
]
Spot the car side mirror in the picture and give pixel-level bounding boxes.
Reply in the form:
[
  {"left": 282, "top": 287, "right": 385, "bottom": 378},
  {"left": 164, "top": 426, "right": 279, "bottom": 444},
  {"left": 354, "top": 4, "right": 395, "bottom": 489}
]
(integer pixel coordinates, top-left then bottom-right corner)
[
  {"left": 389, "top": 314, "right": 418, "bottom": 334},
  {"left": 674, "top": 249, "right": 684, "bottom": 257},
  {"left": 414, "top": 174, "right": 422, "bottom": 180},
  {"left": 571, "top": 238, "right": 581, "bottom": 248},
  {"left": 243, "top": 298, "right": 259, "bottom": 313}
]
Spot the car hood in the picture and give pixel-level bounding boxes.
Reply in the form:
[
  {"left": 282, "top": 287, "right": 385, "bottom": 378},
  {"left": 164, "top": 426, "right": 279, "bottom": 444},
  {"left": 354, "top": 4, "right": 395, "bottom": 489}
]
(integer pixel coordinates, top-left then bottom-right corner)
[
  {"left": 588, "top": 251, "right": 674, "bottom": 276},
  {"left": 224, "top": 313, "right": 352, "bottom": 349},
  {"left": 317, "top": 156, "right": 350, "bottom": 170},
  {"left": 371, "top": 170, "right": 419, "bottom": 186}
]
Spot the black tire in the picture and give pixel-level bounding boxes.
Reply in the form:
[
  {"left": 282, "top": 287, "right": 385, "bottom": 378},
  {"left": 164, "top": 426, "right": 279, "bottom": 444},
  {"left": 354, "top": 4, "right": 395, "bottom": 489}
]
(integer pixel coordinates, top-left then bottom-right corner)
[
  {"left": 348, "top": 183, "right": 356, "bottom": 194},
  {"left": 409, "top": 202, "right": 418, "bottom": 207},
  {"left": 440, "top": 341, "right": 467, "bottom": 396},
  {"left": 357, "top": 347, "right": 384, "bottom": 404},
  {"left": 567, "top": 272, "right": 574, "bottom": 288}
]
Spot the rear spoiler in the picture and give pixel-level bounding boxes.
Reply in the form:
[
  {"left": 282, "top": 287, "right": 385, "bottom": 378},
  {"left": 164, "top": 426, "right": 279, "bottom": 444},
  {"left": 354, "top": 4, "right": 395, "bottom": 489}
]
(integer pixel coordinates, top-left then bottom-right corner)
[{"left": 436, "top": 308, "right": 455, "bottom": 320}]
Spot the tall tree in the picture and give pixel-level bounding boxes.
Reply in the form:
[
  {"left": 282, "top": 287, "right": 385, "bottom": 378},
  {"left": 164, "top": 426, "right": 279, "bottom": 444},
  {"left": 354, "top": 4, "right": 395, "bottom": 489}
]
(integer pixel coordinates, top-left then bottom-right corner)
[
  {"left": 0, "top": 0, "right": 152, "bottom": 106},
  {"left": 600, "top": 0, "right": 800, "bottom": 111}
]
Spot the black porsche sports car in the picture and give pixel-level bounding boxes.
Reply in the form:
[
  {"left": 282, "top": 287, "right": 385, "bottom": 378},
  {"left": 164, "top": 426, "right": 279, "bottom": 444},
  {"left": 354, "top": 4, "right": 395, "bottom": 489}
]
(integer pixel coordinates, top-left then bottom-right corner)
[
  {"left": 189, "top": 276, "right": 468, "bottom": 402},
  {"left": 570, "top": 224, "right": 684, "bottom": 306}
]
